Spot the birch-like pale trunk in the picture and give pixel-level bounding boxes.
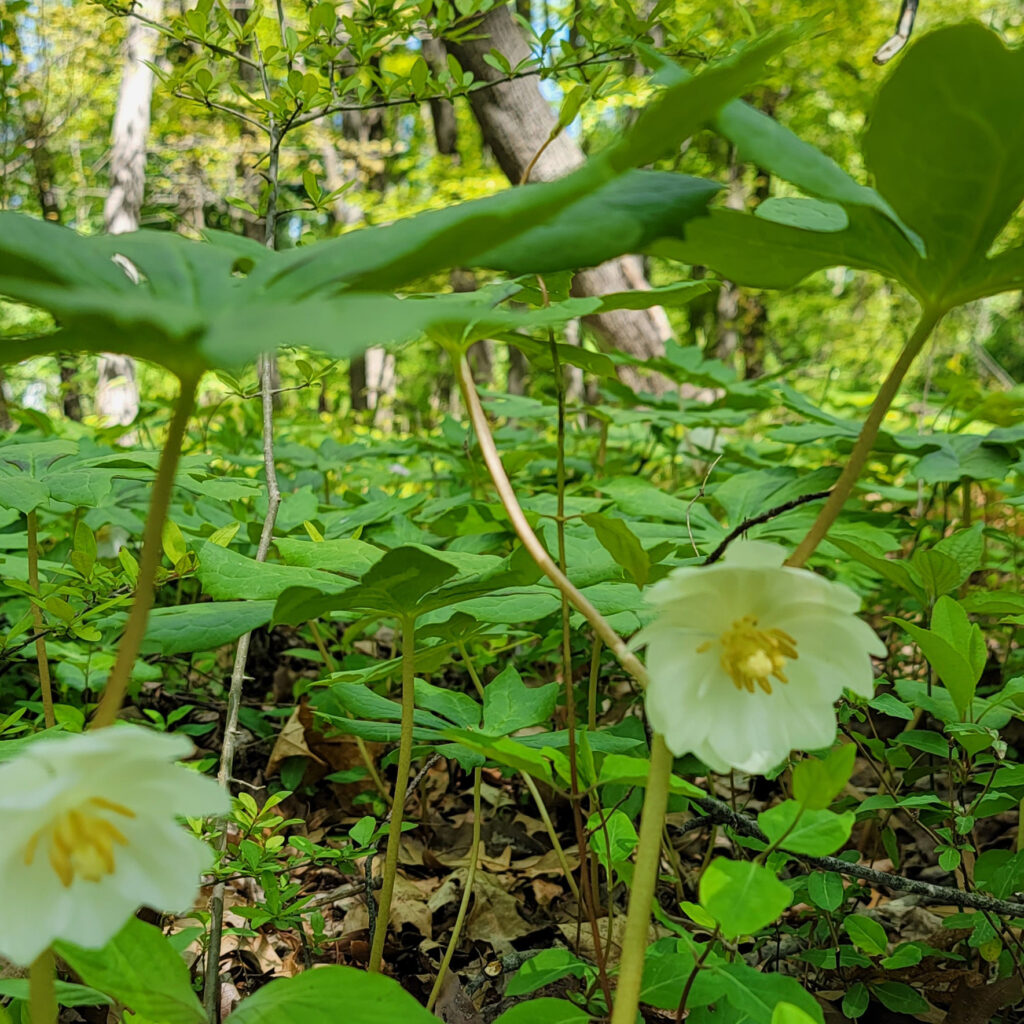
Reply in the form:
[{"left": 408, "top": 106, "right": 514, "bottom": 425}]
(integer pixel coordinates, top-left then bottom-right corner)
[{"left": 99, "top": 0, "right": 162, "bottom": 429}]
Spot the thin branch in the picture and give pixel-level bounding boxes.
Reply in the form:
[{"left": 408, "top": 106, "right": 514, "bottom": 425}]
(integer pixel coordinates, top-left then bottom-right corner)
[
  {"left": 702, "top": 490, "right": 832, "bottom": 566},
  {"left": 691, "top": 794, "right": 1024, "bottom": 918},
  {"left": 204, "top": 355, "right": 282, "bottom": 1022},
  {"left": 172, "top": 91, "right": 270, "bottom": 134}
]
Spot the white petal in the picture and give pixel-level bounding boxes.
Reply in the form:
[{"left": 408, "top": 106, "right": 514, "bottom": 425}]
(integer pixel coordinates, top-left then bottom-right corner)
[{"left": 720, "top": 541, "right": 788, "bottom": 570}]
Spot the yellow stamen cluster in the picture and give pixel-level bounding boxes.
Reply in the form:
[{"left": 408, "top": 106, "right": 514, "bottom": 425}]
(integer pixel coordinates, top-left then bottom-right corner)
[
  {"left": 699, "top": 615, "right": 798, "bottom": 694},
  {"left": 24, "top": 796, "right": 135, "bottom": 887}
]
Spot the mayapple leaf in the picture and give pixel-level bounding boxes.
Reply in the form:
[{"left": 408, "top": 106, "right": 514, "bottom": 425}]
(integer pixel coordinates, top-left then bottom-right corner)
[
  {"left": 474, "top": 172, "right": 720, "bottom": 276},
  {"left": 661, "top": 24, "right": 1024, "bottom": 312},
  {"left": 274, "top": 544, "right": 541, "bottom": 623},
  {"left": 650, "top": 203, "right": 919, "bottom": 295},
  {"left": 1, "top": 28, "right": 801, "bottom": 371},
  {"left": 864, "top": 23, "right": 1024, "bottom": 300},
  {"left": 481, "top": 664, "right": 559, "bottom": 736}
]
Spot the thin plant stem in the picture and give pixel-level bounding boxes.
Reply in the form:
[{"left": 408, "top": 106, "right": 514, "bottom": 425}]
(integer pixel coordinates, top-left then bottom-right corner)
[
  {"left": 26, "top": 510, "right": 55, "bottom": 728},
  {"left": 587, "top": 636, "right": 602, "bottom": 732},
  {"left": 549, "top": 332, "right": 612, "bottom": 1001},
  {"left": 367, "top": 613, "right": 418, "bottom": 972},
  {"left": 204, "top": 355, "right": 281, "bottom": 1021},
  {"left": 29, "top": 948, "right": 56, "bottom": 1024},
  {"left": 91, "top": 375, "right": 199, "bottom": 730},
  {"left": 427, "top": 766, "right": 483, "bottom": 1010},
  {"left": 309, "top": 619, "right": 390, "bottom": 803},
  {"left": 787, "top": 308, "right": 942, "bottom": 568},
  {"left": 520, "top": 770, "right": 582, "bottom": 902},
  {"left": 457, "top": 640, "right": 486, "bottom": 700},
  {"left": 610, "top": 734, "right": 673, "bottom": 1024},
  {"left": 454, "top": 353, "right": 648, "bottom": 687}
]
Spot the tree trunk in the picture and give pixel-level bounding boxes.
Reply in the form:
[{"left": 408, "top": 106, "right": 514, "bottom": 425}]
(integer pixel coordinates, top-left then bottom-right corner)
[
  {"left": 421, "top": 37, "right": 459, "bottom": 158},
  {"left": 99, "top": 0, "right": 162, "bottom": 429},
  {"left": 444, "top": 6, "right": 674, "bottom": 393}
]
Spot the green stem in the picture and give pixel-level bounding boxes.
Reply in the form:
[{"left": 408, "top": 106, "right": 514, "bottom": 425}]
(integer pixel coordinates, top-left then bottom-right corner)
[
  {"left": 309, "top": 619, "right": 389, "bottom": 804},
  {"left": 610, "top": 734, "right": 673, "bottom": 1024},
  {"left": 26, "top": 510, "right": 55, "bottom": 728},
  {"left": 520, "top": 770, "right": 582, "bottom": 902},
  {"left": 29, "top": 949, "right": 56, "bottom": 1024},
  {"left": 91, "top": 375, "right": 199, "bottom": 730},
  {"left": 454, "top": 353, "right": 648, "bottom": 687},
  {"left": 427, "top": 765, "right": 482, "bottom": 1010},
  {"left": 367, "top": 613, "right": 417, "bottom": 972},
  {"left": 787, "top": 309, "right": 942, "bottom": 568}
]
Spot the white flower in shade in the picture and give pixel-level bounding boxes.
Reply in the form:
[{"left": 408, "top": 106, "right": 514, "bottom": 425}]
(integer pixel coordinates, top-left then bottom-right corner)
[
  {"left": 0, "top": 726, "right": 227, "bottom": 965},
  {"left": 638, "top": 541, "right": 885, "bottom": 775}
]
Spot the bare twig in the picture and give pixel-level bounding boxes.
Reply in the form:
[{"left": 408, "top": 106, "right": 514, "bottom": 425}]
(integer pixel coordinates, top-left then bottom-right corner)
[
  {"left": 203, "top": 355, "right": 282, "bottom": 1022},
  {"left": 690, "top": 793, "right": 1024, "bottom": 918},
  {"left": 701, "top": 490, "right": 832, "bottom": 566}
]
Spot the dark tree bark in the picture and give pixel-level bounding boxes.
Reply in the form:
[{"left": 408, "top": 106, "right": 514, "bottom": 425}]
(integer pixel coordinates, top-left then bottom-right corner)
[
  {"left": 443, "top": 6, "right": 674, "bottom": 393},
  {"left": 421, "top": 38, "right": 459, "bottom": 158}
]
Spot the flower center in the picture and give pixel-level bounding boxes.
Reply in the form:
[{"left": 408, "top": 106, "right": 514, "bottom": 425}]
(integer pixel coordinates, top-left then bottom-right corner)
[
  {"left": 700, "top": 615, "right": 798, "bottom": 694},
  {"left": 25, "top": 796, "right": 135, "bottom": 887}
]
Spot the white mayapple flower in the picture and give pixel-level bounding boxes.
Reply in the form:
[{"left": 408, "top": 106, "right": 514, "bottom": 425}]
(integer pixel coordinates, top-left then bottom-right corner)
[
  {"left": 638, "top": 540, "right": 885, "bottom": 775},
  {"left": 0, "top": 726, "right": 227, "bottom": 965}
]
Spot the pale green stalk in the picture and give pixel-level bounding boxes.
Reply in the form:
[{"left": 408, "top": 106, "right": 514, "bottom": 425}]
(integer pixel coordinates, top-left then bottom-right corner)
[
  {"left": 367, "top": 613, "right": 417, "bottom": 972},
  {"left": 788, "top": 309, "right": 942, "bottom": 568},
  {"left": 29, "top": 949, "right": 56, "bottom": 1024},
  {"left": 427, "top": 766, "right": 482, "bottom": 1010}
]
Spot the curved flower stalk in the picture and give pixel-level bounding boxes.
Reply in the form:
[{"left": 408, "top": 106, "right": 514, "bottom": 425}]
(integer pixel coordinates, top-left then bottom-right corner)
[
  {"left": 0, "top": 726, "right": 226, "bottom": 966},
  {"left": 639, "top": 541, "right": 885, "bottom": 774}
]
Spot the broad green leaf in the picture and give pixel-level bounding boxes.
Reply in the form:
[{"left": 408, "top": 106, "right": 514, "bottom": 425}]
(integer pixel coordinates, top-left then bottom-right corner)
[
  {"left": 792, "top": 744, "right": 856, "bottom": 810},
  {"left": 771, "top": 1004, "right": 821, "bottom": 1024},
  {"left": 864, "top": 23, "right": 1024, "bottom": 302},
  {"left": 138, "top": 600, "right": 276, "bottom": 655},
  {"left": 699, "top": 859, "right": 791, "bottom": 938},
  {"left": 910, "top": 550, "right": 961, "bottom": 602},
  {"left": 274, "top": 537, "right": 383, "bottom": 576},
  {"left": 0, "top": 476, "right": 48, "bottom": 514},
  {"left": 713, "top": 86, "right": 921, "bottom": 250},
  {"left": 226, "top": 965, "right": 435, "bottom": 1024},
  {"left": 596, "top": 753, "right": 702, "bottom": 797},
  {"left": 872, "top": 981, "right": 929, "bottom": 1015},
  {"left": 505, "top": 949, "right": 589, "bottom": 997},
  {"left": 476, "top": 172, "right": 719, "bottom": 275},
  {"left": 580, "top": 513, "right": 650, "bottom": 587},
  {"left": 758, "top": 801, "right": 854, "bottom": 856},
  {"left": 0, "top": 981, "right": 112, "bottom": 1008},
  {"left": 413, "top": 678, "right": 480, "bottom": 729},
  {"left": 895, "top": 618, "right": 981, "bottom": 717},
  {"left": 806, "top": 871, "right": 844, "bottom": 912},
  {"left": 197, "top": 543, "right": 354, "bottom": 603},
  {"left": 650, "top": 205, "right": 918, "bottom": 295},
  {"left": 482, "top": 664, "right": 559, "bottom": 736},
  {"left": 492, "top": 999, "right": 591, "bottom": 1024},
  {"left": 586, "top": 808, "right": 638, "bottom": 876},
  {"left": 55, "top": 919, "right": 204, "bottom": 1024},
  {"left": 842, "top": 982, "right": 870, "bottom": 1019},
  {"left": 843, "top": 915, "right": 888, "bottom": 956},
  {"left": 275, "top": 545, "right": 540, "bottom": 623},
  {"left": 706, "top": 961, "right": 824, "bottom": 1023},
  {"left": 931, "top": 596, "right": 987, "bottom": 682}
]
